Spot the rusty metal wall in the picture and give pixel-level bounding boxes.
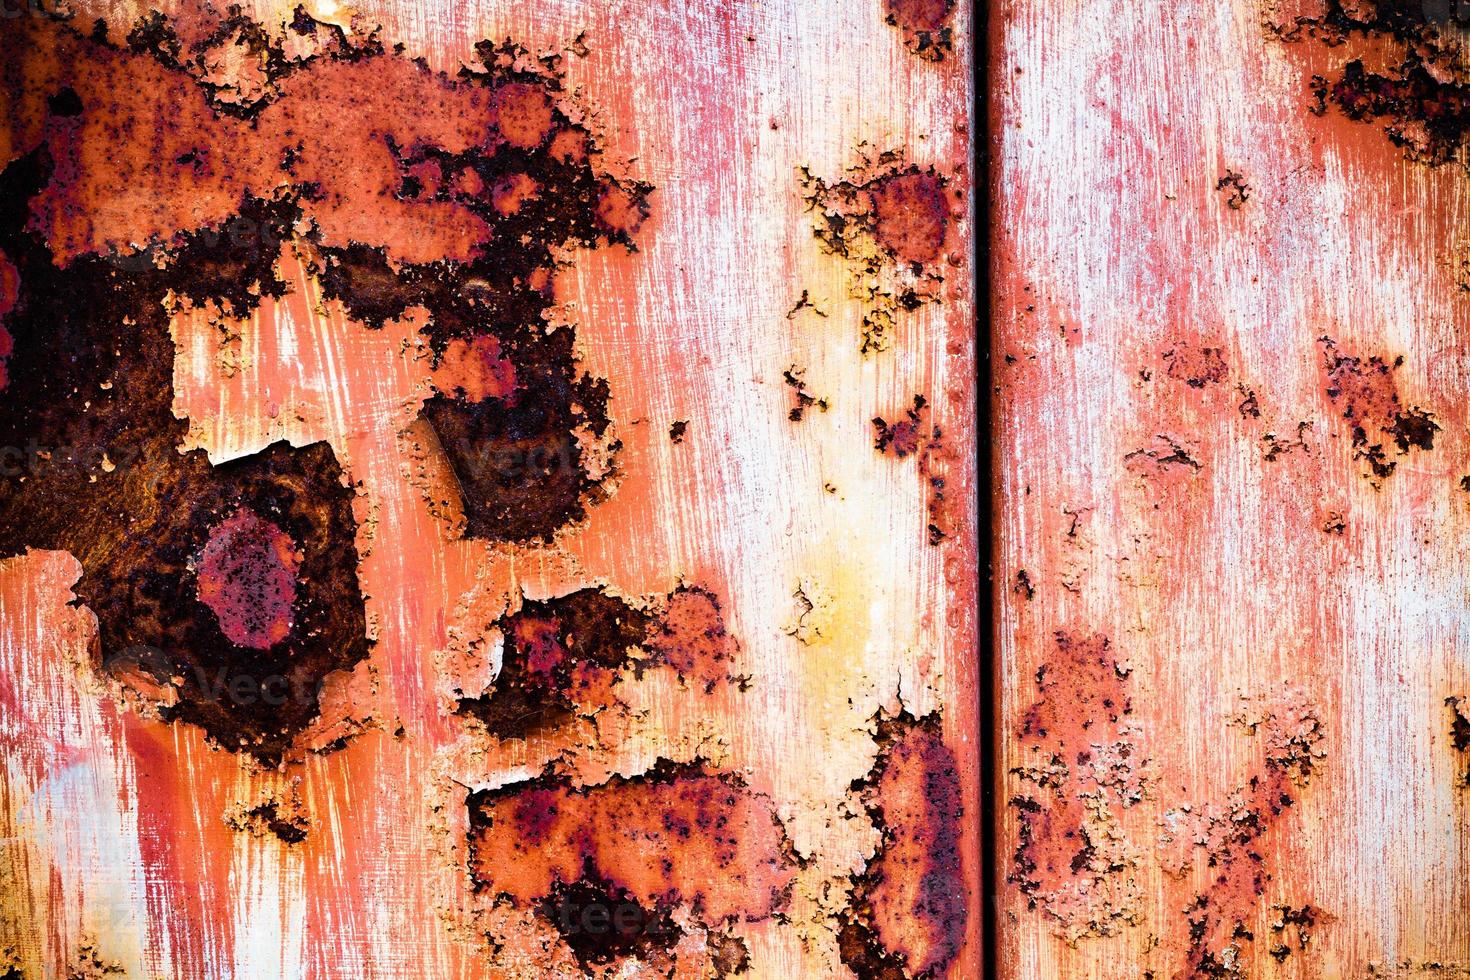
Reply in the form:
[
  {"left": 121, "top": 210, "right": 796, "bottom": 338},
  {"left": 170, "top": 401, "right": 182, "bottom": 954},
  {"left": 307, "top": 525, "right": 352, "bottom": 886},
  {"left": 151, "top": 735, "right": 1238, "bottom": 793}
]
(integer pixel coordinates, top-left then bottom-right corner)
[{"left": 994, "top": 1, "right": 1470, "bottom": 977}]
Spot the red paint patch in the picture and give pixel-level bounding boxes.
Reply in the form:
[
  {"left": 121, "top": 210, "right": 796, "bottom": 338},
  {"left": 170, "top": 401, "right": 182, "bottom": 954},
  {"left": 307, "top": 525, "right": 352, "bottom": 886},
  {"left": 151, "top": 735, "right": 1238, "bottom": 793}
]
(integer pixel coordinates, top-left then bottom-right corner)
[{"left": 195, "top": 506, "right": 301, "bottom": 649}]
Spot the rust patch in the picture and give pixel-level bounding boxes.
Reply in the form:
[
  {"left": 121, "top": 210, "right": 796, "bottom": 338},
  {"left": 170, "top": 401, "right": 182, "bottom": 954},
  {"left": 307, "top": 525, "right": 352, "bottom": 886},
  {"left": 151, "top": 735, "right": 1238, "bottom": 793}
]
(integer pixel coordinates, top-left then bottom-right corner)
[
  {"left": 1163, "top": 343, "right": 1230, "bottom": 388},
  {"left": 1215, "top": 170, "right": 1250, "bottom": 209},
  {"left": 1009, "top": 631, "right": 1150, "bottom": 943},
  {"left": 3, "top": 12, "right": 650, "bottom": 548},
  {"left": 873, "top": 395, "right": 956, "bottom": 544},
  {"left": 224, "top": 785, "right": 310, "bottom": 844},
  {"left": 0, "top": 142, "right": 368, "bottom": 760},
  {"left": 0, "top": 5, "right": 661, "bottom": 758},
  {"left": 1267, "top": 904, "right": 1322, "bottom": 963},
  {"left": 1448, "top": 695, "right": 1470, "bottom": 785},
  {"left": 841, "top": 713, "right": 967, "bottom": 979},
  {"left": 455, "top": 584, "right": 739, "bottom": 738},
  {"left": 783, "top": 365, "right": 829, "bottom": 421},
  {"left": 195, "top": 506, "right": 301, "bottom": 650},
  {"left": 882, "top": 0, "right": 957, "bottom": 62},
  {"left": 1124, "top": 434, "right": 1203, "bottom": 479},
  {"left": 467, "top": 762, "right": 794, "bottom": 970},
  {"left": 801, "top": 151, "right": 958, "bottom": 354},
  {"left": 1319, "top": 338, "right": 1438, "bottom": 479},
  {"left": 1161, "top": 691, "right": 1326, "bottom": 978},
  {"left": 1278, "top": 3, "right": 1470, "bottom": 164}
]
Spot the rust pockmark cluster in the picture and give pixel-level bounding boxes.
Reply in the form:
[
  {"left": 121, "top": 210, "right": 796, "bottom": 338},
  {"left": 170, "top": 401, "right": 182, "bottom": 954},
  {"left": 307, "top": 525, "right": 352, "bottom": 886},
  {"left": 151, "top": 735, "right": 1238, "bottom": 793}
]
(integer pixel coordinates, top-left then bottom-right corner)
[
  {"left": 801, "top": 153, "right": 956, "bottom": 354},
  {"left": 882, "top": 0, "right": 956, "bottom": 62},
  {"left": 466, "top": 761, "right": 793, "bottom": 975},
  {"left": 1164, "top": 691, "right": 1326, "bottom": 978},
  {"left": 1009, "top": 631, "right": 1150, "bottom": 943},
  {"left": 839, "top": 713, "right": 967, "bottom": 980},
  {"left": 873, "top": 394, "right": 956, "bottom": 545},
  {"left": 1267, "top": 904, "right": 1322, "bottom": 963},
  {"left": 455, "top": 585, "right": 740, "bottom": 739},
  {"left": 1215, "top": 170, "right": 1250, "bottom": 209},
  {"left": 1319, "top": 338, "right": 1438, "bottom": 479}
]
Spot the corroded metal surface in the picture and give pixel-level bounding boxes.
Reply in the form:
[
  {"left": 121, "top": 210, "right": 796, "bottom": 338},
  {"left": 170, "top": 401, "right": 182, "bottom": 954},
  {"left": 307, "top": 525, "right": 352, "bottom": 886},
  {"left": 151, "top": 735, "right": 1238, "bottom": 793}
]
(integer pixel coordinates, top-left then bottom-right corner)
[
  {"left": 995, "top": 1, "right": 1470, "bottom": 976},
  {"left": 0, "top": 0, "right": 976, "bottom": 977}
]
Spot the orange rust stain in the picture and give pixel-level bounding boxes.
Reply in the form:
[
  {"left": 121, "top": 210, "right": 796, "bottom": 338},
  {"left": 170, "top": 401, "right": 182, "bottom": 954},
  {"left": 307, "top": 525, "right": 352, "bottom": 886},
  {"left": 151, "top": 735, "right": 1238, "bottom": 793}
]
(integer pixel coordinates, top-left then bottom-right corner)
[
  {"left": 851, "top": 717, "right": 968, "bottom": 978},
  {"left": 431, "top": 335, "right": 519, "bottom": 404},
  {"left": 643, "top": 587, "right": 738, "bottom": 693},
  {"left": 866, "top": 171, "right": 949, "bottom": 264},
  {"left": 467, "top": 768, "right": 795, "bottom": 922}
]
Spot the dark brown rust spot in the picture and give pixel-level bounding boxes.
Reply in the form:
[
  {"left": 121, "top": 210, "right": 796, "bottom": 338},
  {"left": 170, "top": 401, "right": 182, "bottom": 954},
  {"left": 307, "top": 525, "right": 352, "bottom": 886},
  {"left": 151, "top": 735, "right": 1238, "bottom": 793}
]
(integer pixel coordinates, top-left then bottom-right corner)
[
  {"left": 456, "top": 584, "right": 739, "bottom": 738},
  {"left": 872, "top": 394, "right": 956, "bottom": 545},
  {"left": 1448, "top": 695, "right": 1470, "bottom": 785},
  {"left": 783, "top": 365, "right": 829, "bottom": 422}
]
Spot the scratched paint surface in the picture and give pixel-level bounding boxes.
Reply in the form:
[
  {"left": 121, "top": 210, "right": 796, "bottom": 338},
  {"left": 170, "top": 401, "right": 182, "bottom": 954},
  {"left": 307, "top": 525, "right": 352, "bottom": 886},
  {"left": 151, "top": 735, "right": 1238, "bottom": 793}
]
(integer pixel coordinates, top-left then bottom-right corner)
[
  {"left": 996, "top": 1, "right": 1470, "bottom": 977},
  {"left": 0, "top": 0, "right": 975, "bottom": 977}
]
